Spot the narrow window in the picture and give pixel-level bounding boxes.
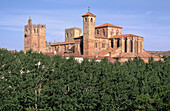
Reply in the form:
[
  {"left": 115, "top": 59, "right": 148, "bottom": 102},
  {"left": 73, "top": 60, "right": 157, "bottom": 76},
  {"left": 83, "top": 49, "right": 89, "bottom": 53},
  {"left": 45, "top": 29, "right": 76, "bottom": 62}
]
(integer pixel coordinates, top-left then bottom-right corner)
[
  {"left": 111, "top": 32, "right": 113, "bottom": 36},
  {"left": 102, "top": 42, "right": 105, "bottom": 48},
  {"left": 91, "top": 18, "right": 93, "bottom": 22},
  {"left": 116, "top": 30, "right": 119, "bottom": 35},
  {"left": 85, "top": 18, "right": 87, "bottom": 22},
  {"left": 66, "top": 33, "right": 69, "bottom": 38},
  {"left": 103, "top": 29, "right": 105, "bottom": 36},
  {"left": 27, "top": 41, "right": 29, "bottom": 44},
  {"left": 97, "top": 30, "right": 99, "bottom": 34},
  {"left": 95, "top": 42, "right": 97, "bottom": 48}
]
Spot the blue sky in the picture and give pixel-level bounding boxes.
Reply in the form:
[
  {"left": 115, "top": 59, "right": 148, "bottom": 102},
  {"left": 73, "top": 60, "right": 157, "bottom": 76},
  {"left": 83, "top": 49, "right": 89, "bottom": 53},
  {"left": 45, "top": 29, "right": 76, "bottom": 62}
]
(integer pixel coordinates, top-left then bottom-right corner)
[{"left": 0, "top": 0, "right": 170, "bottom": 51}]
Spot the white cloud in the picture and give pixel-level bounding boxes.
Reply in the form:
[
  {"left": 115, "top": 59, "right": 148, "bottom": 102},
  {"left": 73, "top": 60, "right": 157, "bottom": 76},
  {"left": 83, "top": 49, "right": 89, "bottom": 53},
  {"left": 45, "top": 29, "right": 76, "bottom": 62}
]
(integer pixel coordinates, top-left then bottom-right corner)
[{"left": 145, "top": 10, "right": 153, "bottom": 15}]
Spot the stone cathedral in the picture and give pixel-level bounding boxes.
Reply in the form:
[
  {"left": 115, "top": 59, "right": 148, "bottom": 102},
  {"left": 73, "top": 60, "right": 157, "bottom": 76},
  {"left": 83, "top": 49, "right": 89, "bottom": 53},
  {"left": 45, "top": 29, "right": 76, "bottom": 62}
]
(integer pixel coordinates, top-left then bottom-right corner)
[{"left": 24, "top": 11, "right": 161, "bottom": 62}]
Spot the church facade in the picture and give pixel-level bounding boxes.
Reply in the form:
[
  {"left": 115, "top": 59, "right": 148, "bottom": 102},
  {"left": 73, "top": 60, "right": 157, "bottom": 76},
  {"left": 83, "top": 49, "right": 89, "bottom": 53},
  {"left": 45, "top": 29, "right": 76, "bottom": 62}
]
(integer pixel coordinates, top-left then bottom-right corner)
[{"left": 24, "top": 12, "right": 161, "bottom": 62}]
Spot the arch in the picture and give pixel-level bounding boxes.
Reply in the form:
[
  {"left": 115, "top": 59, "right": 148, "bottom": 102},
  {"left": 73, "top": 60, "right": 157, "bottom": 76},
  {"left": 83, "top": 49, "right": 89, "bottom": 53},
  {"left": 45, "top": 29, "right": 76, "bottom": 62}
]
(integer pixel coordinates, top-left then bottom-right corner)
[
  {"left": 85, "top": 18, "right": 87, "bottom": 22},
  {"left": 66, "top": 33, "right": 69, "bottom": 38},
  {"left": 91, "top": 18, "right": 93, "bottom": 22},
  {"left": 103, "top": 29, "right": 105, "bottom": 36}
]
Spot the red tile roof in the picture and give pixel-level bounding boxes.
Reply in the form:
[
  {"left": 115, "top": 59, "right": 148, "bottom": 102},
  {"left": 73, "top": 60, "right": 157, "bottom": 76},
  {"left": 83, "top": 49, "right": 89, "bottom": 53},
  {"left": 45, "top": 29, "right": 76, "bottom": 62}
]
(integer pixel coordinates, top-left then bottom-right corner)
[
  {"left": 96, "top": 23, "right": 122, "bottom": 29},
  {"left": 64, "top": 50, "right": 73, "bottom": 53},
  {"left": 97, "top": 48, "right": 117, "bottom": 56},
  {"left": 95, "top": 34, "right": 108, "bottom": 39},
  {"left": 109, "top": 34, "right": 143, "bottom": 39},
  {"left": 82, "top": 12, "right": 96, "bottom": 17},
  {"left": 51, "top": 41, "right": 74, "bottom": 46}
]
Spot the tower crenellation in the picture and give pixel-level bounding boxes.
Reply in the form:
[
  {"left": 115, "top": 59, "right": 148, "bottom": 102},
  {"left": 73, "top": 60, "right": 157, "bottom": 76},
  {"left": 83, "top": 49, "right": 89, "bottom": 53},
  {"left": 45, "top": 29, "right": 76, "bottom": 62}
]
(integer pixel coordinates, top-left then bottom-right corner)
[{"left": 24, "top": 18, "right": 46, "bottom": 53}]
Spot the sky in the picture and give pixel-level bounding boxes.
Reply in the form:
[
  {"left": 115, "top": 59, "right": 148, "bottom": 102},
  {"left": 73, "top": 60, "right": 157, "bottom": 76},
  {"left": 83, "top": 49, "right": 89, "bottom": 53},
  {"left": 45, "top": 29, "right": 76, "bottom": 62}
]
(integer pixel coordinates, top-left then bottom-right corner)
[{"left": 0, "top": 0, "right": 170, "bottom": 51}]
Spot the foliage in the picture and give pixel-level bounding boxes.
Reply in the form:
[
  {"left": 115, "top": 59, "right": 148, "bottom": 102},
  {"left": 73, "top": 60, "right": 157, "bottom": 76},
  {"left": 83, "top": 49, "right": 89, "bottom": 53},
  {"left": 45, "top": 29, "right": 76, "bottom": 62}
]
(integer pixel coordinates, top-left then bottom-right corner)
[{"left": 0, "top": 49, "right": 169, "bottom": 110}]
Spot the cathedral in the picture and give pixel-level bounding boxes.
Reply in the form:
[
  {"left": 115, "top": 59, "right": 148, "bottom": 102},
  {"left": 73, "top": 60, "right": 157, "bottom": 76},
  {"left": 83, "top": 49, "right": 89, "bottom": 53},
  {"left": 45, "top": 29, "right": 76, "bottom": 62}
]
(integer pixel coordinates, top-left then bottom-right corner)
[{"left": 24, "top": 11, "right": 161, "bottom": 62}]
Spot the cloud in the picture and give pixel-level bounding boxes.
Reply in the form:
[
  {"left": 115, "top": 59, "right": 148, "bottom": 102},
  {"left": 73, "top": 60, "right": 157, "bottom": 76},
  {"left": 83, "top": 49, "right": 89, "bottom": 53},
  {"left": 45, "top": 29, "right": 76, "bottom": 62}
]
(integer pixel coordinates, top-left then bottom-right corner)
[{"left": 145, "top": 10, "right": 153, "bottom": 15}]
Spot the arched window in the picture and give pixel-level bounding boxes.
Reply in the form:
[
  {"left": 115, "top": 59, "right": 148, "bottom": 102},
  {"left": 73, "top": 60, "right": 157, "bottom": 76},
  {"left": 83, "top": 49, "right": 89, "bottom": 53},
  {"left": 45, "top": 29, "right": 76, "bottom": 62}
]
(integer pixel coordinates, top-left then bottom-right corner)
[
  {"left": 85, "top": 18, "right": 87, "bottom": 22},
  {"left": 97, "top": 30, "right": 99, "bottom": 34},
  {"left": 70, "top": 33, "right": 72, "bottom": 37},
  {"left": 111, "top": 32, "right": 113, "bottom": 36},
  {"left": 66, "top": 33, "right": 69, "bottom": 38},
  {"left": 102, "top": 42, "right": 105, "bottom": 48},
  {"left": 37, "top": 29, "right": 39, "bottom": 33},
  {"left": 116, "top": 30, "right": 119, "bottom": 35},
  {"left": 91, "top": 18, "right": 93, "bottom": 22},
  {"left": 34, "top": 29, "right": 36, "bottom": 33},
  {"left": 103, "top": 29, "right": 105, "bottom": 36}
]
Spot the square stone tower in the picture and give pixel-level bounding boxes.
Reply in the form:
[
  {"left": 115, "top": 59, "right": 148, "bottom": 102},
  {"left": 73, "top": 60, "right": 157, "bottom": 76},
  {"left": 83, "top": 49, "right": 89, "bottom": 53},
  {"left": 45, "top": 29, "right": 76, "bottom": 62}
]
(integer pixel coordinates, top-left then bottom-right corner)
[
  {"left": 65, "top": 27, "right": 82, "bottom": 42},
  {"left": 24, "top": 18, "right": 46, "bottom": 53},
  {"left": 82, "top": 12, "right": 96, "bottom": 55}
]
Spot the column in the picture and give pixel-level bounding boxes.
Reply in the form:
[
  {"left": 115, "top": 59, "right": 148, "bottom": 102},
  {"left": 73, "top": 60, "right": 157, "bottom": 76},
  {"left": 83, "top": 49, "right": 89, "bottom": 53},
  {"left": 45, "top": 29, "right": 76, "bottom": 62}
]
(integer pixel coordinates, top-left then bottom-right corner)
[
  {"left": 132, "top": 38, "right": 135, "bottom": 53},
  {"left": 113, "top": 38, "right": 117, "bottom": 48},
  {"left": 127, "top": 37, "right": 130, "bottom": 53},
  {"left": 121, "top": 38, "right": 125, "bottom": 53},
  {"left": 141, "top": 38, "right": 143, "bottom": 52},
  {"left": 137, "top": 38, "right": 141, "bottom": 53},
  {"left": 109, "top": 40, "right": 111, "bottom": 48}
]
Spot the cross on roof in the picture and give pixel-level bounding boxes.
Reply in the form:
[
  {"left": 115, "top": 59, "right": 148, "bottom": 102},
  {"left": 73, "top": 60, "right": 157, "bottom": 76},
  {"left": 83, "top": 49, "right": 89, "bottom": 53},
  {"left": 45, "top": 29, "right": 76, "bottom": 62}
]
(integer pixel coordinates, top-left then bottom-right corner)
[{"left": 88, "top": 7, "right": 90, "bottom": 12}]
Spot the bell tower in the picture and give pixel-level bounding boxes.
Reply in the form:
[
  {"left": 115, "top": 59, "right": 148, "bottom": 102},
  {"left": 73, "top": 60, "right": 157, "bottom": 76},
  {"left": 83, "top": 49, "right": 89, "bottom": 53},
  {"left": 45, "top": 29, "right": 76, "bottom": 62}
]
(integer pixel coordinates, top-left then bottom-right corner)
[{"left": 82, "top": 11, "right": 96, "bottom": 55}]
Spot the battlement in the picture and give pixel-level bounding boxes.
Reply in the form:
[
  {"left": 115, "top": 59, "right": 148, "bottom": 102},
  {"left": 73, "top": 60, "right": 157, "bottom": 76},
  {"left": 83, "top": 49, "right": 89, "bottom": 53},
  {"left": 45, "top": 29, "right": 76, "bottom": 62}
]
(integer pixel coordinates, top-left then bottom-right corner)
[
  {"left": 24, "top": 19, "right": 46, "bottom": 37},
  {"left": 24, "top": 18, "right": 46, "bottom": 53}
]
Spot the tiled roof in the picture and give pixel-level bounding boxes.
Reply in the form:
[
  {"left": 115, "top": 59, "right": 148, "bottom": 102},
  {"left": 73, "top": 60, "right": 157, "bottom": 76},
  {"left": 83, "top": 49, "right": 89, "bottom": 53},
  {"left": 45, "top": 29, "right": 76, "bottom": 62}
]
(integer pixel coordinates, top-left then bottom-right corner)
[
  {"left": 96, "top": 23, "right": 122, "bottom": 29},
  {"left": 95, "top": 34, "right": 108, "bottom": 39},
  {"left": 82, "top": 12, "right": 96, "bottom": 17},
  {"left": 64, "top": 50, "right": 73, "bottom": 53},
  {"left": 51, "top": 41, "right": 74, "bottom": 46},
  {"left": 109, "top": 34, "right": 142, "bottom": 39},
  {"left": 97, "top": 48, "right": 117, "bottom": 56}
]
